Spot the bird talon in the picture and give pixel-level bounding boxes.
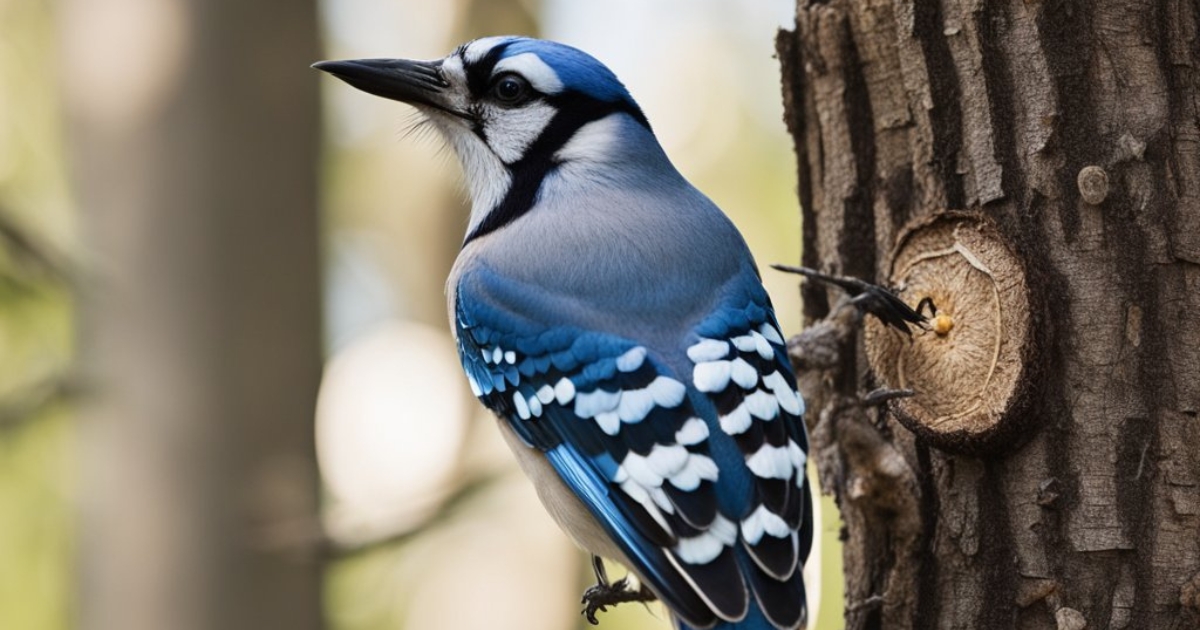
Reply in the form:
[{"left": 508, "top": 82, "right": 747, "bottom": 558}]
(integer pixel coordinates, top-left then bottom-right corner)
[
  {"left": 581, "top": 576, "right": 655, "bottom": 624},
  {"left": 770, "top": 263, "right": 929, "bottom": 335},
  {"left": 862, "top": 387, "right": 915, "bottom": 407},
  {"left": 915, "top": 296, "right": 938, "bottom": 318}
]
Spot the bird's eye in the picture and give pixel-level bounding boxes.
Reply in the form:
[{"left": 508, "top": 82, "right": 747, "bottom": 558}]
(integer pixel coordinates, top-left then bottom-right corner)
[{"left": 491, "top": 74, "right": 530, "bottom": 105}]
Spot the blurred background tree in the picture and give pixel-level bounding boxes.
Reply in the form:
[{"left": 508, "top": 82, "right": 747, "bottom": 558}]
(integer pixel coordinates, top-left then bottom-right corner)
[
  {"left": 0, "top": 0, "right": 837, "bottom": 629},
  {"left": 60, "top": 0, "right": 323, "bottom": 628}
]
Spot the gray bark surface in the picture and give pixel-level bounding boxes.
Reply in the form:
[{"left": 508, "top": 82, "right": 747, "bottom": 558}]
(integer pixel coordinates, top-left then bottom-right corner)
[{"left": 778, "top": 1, "right": 1200, "bottom": 628}]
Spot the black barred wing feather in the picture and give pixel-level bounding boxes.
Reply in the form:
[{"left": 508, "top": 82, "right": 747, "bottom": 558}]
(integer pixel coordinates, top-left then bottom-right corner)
[
  {"left": 454, "top": 267, "right": 811, "bottom": 630},
  {"left": 455, "top": 269, "right": 751, "bottom": 628},
  {"left": 684, "top": 288, "right": 813, "bottom": 630}
]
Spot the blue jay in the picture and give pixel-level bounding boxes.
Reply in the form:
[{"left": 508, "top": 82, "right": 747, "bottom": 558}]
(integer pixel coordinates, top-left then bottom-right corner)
[{"left": 315, "top": 37, "right": 813, "bottom": 630}]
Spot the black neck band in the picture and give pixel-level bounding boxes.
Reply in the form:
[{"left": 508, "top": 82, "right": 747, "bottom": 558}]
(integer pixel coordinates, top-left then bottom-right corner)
[{"left": 463, "top": 94, "right": 650, "bottom": 246}]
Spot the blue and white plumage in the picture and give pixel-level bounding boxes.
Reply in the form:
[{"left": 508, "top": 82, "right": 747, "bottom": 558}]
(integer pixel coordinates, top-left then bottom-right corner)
[{"left": 316, "top": 37, "right": 813, "bottom": 630}]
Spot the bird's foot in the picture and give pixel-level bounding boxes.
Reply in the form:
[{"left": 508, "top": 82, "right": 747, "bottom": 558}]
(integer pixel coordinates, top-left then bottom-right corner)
[
  {"left": 861, "top": 387, "right": 915, "bottom": 407},
  {"left": 581, "top": 577, "right": 657, "bottom": 625},
  {"left": 771, "top": 264, "right": 931, "bottom": 336}
]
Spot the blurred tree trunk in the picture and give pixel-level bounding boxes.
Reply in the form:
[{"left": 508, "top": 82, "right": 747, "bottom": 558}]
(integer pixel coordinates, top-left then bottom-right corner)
[
  {"left": 61, "top": 1, "right": 323, "bottom": 629},
  {"left": 778, "top": 1, "right": 1200, "bottom": 629}
]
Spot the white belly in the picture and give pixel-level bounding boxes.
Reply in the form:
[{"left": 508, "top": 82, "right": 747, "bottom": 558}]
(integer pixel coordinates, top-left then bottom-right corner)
[{"left": 495, "top": 419, "right": 630, "bottom": 564}]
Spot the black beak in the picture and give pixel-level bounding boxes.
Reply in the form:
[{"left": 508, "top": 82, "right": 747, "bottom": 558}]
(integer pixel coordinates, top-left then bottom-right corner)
[{"left": 312, "top": 58, "right": 450, "bottom": 108}]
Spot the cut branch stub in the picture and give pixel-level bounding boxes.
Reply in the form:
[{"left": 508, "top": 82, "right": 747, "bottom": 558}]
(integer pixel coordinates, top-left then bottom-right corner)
[{"left": 865, "top": 211, "right": 1033, "bottom": 454}]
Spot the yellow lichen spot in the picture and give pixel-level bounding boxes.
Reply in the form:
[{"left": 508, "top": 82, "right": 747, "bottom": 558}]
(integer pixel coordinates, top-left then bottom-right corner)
[{"left": 933, "top": 313, "right": 954, "bottom": 336}]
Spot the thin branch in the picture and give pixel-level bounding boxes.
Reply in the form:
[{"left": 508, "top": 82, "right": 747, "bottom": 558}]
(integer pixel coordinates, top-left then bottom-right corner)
[
  {"left": 0, "top": 207, "right": 76, "bottom": 286},
  {"left": 331, "top": 473, "right": 503, "bottom": 559},
  {"left": 861, "top": 387, "right": 915, "bottom": 407},
  {"left": 847, "top": 594, "right": 884, "bottom": 613},
  {"left": 253, "top": 472, "right": 511, "bottom": 563},
  {"left": 0, "top": 372, "right": 83, "bottom": 432}
]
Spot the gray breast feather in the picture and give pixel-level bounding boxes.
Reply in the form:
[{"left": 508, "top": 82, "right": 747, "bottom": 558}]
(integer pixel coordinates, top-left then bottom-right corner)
[{"left": 462, "top": 177, "right": 755, "bottom": 339}]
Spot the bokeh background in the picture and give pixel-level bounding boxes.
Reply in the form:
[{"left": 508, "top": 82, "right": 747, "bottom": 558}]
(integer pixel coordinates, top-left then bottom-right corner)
[{"left": 0, "top": 0, "right": 843, "bottom": 628}]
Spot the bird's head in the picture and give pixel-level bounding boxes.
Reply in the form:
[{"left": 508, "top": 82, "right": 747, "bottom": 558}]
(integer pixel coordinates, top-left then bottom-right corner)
[{"left": 315, "top": 37, "right": 667, "bottom": 241}]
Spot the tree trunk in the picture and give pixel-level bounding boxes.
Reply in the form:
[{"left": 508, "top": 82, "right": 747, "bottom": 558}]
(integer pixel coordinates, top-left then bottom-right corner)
[
  {"left": 777, "top": 1, "right": 1200, "bottom": 628},
  {"left": 62, "top": 1, "right": 324, "bottom": 628}
]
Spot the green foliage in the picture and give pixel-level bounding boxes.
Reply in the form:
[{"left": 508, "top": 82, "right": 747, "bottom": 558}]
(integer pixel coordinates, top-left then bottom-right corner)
[
  {"left": 0, "top": 414, "right": 73, "bottom": 630},
  {"left": 0, "top": 0, "right": 78, "bottom": 627}
]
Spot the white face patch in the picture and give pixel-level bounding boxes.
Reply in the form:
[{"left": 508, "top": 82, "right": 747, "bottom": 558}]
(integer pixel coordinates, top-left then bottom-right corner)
[
  {"left": 480, "top": 100, "right": 557, "bottom": 164},
  {"left": 493, "top": 52, "right": 563, "bottom": 94},
  {"left": 436, "top": 124, "right": 510, "bottom": 225},
  {"left": 554, "top": 114, "right": 624, "bottom": 165},
  {"left": 440, "top": 54, "right": 464, "bottom": 80},
  {"left": 405, "top": 53, "right": 511, "bottom": 224},
  {"left": 427, "top": 48, "right": 560, "bottom": 230},
  {"left": 462, "top": 37, "right": 510, "bottom": 64}
]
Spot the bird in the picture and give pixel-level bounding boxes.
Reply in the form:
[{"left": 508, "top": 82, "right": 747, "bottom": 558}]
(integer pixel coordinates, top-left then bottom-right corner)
[{"left": 315, "top": 37, "right": 813, "bottom": 630}]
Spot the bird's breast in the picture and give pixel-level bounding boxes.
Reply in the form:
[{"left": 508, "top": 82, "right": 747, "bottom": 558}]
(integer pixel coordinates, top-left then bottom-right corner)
[
  {"left": 494, "top": 417, "right": 629, "bottom": 562},
  {"left": 460, "top": 184, "right": 749, "bottom": 334}
]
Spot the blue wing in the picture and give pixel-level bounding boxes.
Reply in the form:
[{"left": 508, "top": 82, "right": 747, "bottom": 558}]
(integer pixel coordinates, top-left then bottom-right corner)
[
  {"left": 687, "top": 281, "right": 813, "bottom": 629},
  {"left": 455, "top": 265, "right": 811, "bottom": 630}
]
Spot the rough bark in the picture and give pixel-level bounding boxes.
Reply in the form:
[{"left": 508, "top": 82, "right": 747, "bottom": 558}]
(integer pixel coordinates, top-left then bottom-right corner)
[
  {"left": 778, "top": 1, "right": 1200, "bottom": 628},
  {"left": 62, "top": 1, "right": 324, "bottom": 628}
]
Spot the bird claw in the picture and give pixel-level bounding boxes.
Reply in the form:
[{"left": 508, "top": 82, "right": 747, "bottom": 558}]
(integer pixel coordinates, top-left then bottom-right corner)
[
  {"left": 770, "top": 264, "right": 931, "bottom": 336},
  {"left": 581, "top": 576, "right": 657, "bottom": 625},
  {"left": 861, "top": 387, "right": 915, "bottom": 407}
]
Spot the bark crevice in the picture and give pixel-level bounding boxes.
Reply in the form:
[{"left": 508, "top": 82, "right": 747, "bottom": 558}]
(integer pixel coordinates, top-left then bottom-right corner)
[{"left": 911, "top": 0, "right": 967, "bottom": 210}]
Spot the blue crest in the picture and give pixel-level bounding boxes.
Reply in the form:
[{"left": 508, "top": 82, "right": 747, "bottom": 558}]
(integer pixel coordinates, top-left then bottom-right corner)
[{"left": 492, "top": 37, "right": 637, "bottom": 104}]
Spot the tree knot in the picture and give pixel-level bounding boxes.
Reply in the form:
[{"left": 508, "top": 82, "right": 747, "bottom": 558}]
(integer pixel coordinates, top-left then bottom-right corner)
[{"left": 864, "top": 211, "right": 1036, "bottom": 455}]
